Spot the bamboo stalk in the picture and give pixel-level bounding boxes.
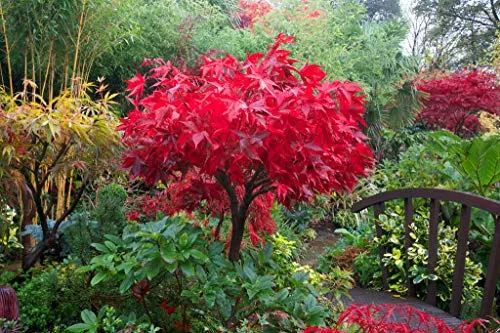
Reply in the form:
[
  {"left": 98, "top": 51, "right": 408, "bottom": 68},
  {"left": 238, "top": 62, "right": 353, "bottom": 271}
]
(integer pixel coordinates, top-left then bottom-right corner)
[
  {"left": 0, "top": 0, "right": 13, "bottom": 96},
  {"left": 72, "top": 0, "right": 88, "bottom": 86},
  {"left": 41, "top": 42, "right": 53, "bottom": 98},
  {"left": 23, "top": 49, "right": 28, "bottom": 99},
  {"left": 31, "top": 34, "right": 36, "bottom": 100},
  {"left": 56, "top": 174, "right": 66, "bottom": 219},
  {"left": 0, "top": 57, "right": 4, "bottom": 87},
  {"left": 62, "top": 52, "right": 69, "bottom": 92},
  {"left": 66, "top": 170, "right": 73, "bottom": 209},
  {"left": 49, "top": 54, "right": 55, "bottom": 103}
]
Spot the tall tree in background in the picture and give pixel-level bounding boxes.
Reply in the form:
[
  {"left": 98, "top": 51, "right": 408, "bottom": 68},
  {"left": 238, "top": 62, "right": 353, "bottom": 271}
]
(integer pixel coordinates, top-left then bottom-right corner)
[
  {"left": 360, "top": 0, "right": 401, "bottom": 20},
  {"left": 412, "top": 0, "right": 499, "bottom": 68}
]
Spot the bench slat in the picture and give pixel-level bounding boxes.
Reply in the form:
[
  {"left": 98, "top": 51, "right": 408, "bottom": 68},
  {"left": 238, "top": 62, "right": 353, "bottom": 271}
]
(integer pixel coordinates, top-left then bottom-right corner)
[
  {"left": 481, "top": 216, "right": 500, "bottom": 317},
  {"left": 426, "top": 198, "right": 439, "bottom": 306},
  {"left": 450, "top": 204, "right": 471, "bottom": 317},
  {"left": 404, "top": 198, "right": 415, "bottom": 296},
  {"left": 374, "top": 202, "right": 389, "bottom": 290}
]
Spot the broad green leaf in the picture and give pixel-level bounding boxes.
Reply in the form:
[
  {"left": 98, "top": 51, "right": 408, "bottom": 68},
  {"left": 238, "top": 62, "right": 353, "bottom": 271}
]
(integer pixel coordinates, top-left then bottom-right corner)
[
  {"left": 181, "top": 261, "right": 195, "bottom": 277},
  {"left": 90, "top": 271, "right": 108, "bottom": 286},
  {"left": 66, "top": 323, "right": 94, "bottom": 332},
  {"left": 189, "top": 249, "right": 208, "bottom": 261},
  {"left": 81, "top": 309, "right": 97, "bottom": 325},
  {"left": 91, "top": 243, "right": 109, "bottom": 253},
  {"left": 144, "top": 258, "right": 162, "bottom": 279}
]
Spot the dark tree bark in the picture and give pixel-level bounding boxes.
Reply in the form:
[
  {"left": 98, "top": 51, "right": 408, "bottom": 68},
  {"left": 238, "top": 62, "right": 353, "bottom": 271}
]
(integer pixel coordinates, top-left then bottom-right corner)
[
  {"left": 215, "top": 166, "right": 274, "bottom": 262},
  {"left": 20, "top": 175, "right": 88, "bottom": 270},
  {"left": 228, "top": 214, "right": 246, "bottom": 262},
  {"left": 20, "top": 184, "right": 36, "bottom": 264}
]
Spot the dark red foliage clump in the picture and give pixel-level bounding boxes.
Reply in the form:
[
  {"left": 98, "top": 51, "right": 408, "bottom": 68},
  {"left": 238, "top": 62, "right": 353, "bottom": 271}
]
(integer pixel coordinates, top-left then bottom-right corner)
[
  {"left": 305, "top": 303, "right": 489, "bottom": 333},
  {"left": 415, "top": 69, "right": 500, "bottom": 138},
  {"left": 235, "top": 0, "right": 272, "bottom": 28},
  {"left": 0, "top": 286, "right": 19, "bottom": 321}
]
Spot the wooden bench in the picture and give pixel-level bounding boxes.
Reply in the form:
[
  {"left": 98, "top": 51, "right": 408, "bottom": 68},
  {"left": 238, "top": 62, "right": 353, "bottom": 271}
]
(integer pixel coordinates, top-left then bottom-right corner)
[{"left": 351, "top": 188, "right": 500, "bottom": 318}]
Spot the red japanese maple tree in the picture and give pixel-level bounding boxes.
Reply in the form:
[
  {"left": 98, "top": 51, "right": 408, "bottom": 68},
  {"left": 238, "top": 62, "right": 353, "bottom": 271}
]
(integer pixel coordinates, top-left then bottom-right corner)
[
  {"left": 415, "top": 69, "right": 500, "bottom": 138},
  {"left": 235, "top": 0, "right": 272, "bottom": 28},
  {"left": 119, "top": 34, "right": 373, "bottom": 261}
]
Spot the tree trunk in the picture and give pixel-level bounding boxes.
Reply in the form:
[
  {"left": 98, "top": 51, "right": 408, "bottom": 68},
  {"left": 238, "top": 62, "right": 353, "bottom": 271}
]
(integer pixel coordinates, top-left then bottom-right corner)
[
  {"left": 20, "top": 184, "right": 36, "bottom": 265},
  {"left": 20, "top": 209, "right": 35, "bottom": 263},
  {"left": 22, "top": 235, "right": 54, "bottom": 270},
  {"left": 228, "top": 215, "right": 245, "bottom": 262}
]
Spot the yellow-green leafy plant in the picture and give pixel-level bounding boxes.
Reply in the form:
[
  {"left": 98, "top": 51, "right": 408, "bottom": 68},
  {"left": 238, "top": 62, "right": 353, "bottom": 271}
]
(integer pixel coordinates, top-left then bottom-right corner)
[{"left": 0, "top": 82, "right": 121, "bottom": 269}]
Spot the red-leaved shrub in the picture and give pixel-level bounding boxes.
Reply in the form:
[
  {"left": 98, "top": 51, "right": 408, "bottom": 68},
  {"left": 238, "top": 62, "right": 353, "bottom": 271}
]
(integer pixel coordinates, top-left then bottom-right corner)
[
  {"left": 235, "top": 0, "right": 272, "bottom": 28},
  {"left": 305, "top": 304, "right": 489, "bottom": 333},
  {"left": 415, "top": 69, "right": 500, "bottom": 138}
]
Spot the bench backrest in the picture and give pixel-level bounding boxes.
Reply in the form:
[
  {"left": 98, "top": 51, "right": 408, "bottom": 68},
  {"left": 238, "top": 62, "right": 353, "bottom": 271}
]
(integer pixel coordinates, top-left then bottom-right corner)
[{"left": 351, "top": 188, "right": 500, "bottom": 318}]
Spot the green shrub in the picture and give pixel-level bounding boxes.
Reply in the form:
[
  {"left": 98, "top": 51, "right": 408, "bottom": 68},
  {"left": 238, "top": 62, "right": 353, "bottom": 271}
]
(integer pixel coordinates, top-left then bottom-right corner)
[
  {"left": 378, "top": 127, "right": 427, "bottom": 161},
  {"left": 83, "top": 214, "right": 342, "bottom": 331},
  {"left": 67, "top": 306, "right": 160, "bottom": 333},
  {"left": 13, "top": 264, "right": 91, "bottom": 332},
  {"left": 63, "top": 183, "right": 127, "bottom": 264},
  {"left": 0, "top": 318, "right": 24, "bottom": 333},
  {"left": 0, "top": 205, "right": 22, "bottom": 266}
]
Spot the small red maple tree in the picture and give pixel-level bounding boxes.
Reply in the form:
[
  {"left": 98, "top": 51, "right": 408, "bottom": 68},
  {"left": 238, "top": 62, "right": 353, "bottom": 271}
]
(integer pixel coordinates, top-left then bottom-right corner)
[
  {"left": 415, "top": 69, "right": 500, "bottom": 138},
  {"left": 235, "top": 0, "right": 272, "bottom": 28},
  {"left": 119, "top": 34, "right": 373, "bottom": 261}
]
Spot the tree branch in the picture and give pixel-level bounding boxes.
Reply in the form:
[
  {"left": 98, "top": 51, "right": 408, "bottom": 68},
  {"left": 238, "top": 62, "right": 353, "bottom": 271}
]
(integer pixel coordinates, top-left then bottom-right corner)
[
  {"left": 214, "top": 169, "right": 239, "bottom": 217},
  {"left": 34, "top": 141, "right": 49, "bottom": 178},
  {"left": 253, "top": 177, "right": 272, "bottom": 189},
  {"left": 214, "top": 211, "right": 224, "bottom": 240},
  {"left": 251, "top": 186, "right": 276, "bottom": 200},
  {"left": 443, "top": 8, "right": 495, "bottom": 28},
  {"left": 244, "top": 164, "right": 264, "bottom": 193},
  {"left": 490, "top": 0, "right": 499, "bottom": 23},
  {"left": 38, "top": 141, "right": 70, "bottom": 192}
]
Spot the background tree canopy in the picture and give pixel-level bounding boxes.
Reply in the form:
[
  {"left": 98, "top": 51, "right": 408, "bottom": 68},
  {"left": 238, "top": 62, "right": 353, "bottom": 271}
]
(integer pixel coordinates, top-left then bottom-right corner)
[{"left": 411, "top": 0, "right": 499, "bottom": 68}]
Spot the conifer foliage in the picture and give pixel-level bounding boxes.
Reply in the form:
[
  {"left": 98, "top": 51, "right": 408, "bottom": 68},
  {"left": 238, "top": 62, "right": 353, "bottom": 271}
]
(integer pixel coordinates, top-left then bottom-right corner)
[{"left": 119, "top": 34, "right": 373, "bottom": 261}]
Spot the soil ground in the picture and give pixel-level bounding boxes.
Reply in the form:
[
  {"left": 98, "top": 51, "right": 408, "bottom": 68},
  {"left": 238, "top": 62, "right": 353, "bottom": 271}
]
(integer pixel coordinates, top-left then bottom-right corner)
[{"left": 299, "top": 219, "right": 339, "bottom": 266}]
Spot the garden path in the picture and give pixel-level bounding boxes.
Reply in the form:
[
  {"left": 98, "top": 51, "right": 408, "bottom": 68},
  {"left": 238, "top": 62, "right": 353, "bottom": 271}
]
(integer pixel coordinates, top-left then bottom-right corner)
[{"left": 300, "top": 220, "right": 339, "bottom": 267}]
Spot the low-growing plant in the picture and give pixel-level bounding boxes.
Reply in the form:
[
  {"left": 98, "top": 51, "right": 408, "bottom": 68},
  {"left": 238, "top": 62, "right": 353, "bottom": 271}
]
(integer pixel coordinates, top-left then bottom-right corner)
[
  {"left": 83, "top": 214, "right": 340, "bottom": 331},
  {"left": 9, "top": 263, "right": 94, "bottom": 332},
  {"left": 63, "top": 183, "right": 128, "bottom": 265},
  {"left": 426, "top": 131, "right": 500, "bottom": 197},
  {"left": 352, "top": 251, "right": 381, "bottom": 288},
  {"left": 317, "top": 220, "right": 373, "bottom": 275},
  {"left": 67, "top": 306, "right": 160, "bottom": 333},
  {"left": 0, "top": 205, "right": 21, "bottom": 266},
  {"left": 304, "top": 303, "right": 490, "bottom": 333},
  {"left": 0, "top": 319, "right": 23, "bottom": 333}
]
